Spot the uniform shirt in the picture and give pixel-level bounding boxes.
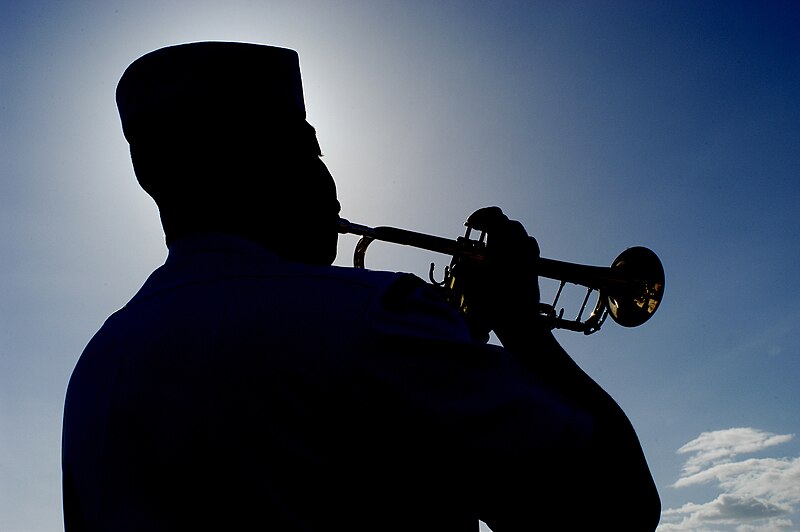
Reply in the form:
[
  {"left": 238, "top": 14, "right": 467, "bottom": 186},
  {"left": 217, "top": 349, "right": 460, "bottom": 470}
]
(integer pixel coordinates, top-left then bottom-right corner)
[{"left": 62, "top": 233, "right": 660, "bottom": 531}]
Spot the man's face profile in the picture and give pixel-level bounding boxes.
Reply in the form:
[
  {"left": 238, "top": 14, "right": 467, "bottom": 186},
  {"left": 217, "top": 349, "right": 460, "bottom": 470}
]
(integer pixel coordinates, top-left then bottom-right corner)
[{"left": 245, "top": 137, "right": 340, "bottom": 266}]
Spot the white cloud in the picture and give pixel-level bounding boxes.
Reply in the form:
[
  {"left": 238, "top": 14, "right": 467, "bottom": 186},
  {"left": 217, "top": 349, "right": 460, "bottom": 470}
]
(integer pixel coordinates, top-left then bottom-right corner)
[
  {"left": 658, "top": 428, "right": 799, "bottom": 532},
  {"left": 675, "top": 457, "right": 800, "bottom": 502},
  {"left": 677, "top": 428, "right": 793, "bottom": 476}
]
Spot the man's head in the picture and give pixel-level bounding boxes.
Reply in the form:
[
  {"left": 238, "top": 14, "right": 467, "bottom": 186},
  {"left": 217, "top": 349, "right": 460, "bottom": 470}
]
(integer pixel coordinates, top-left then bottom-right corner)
[{"left": 116, "top": 41, "right": 339, "bottom": 265}]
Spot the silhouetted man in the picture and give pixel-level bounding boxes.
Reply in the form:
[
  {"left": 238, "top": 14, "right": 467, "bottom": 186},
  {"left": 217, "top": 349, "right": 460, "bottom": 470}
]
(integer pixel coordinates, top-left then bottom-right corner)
[{"left": 62, "top": 42, "right": 660, "bottom": 531}]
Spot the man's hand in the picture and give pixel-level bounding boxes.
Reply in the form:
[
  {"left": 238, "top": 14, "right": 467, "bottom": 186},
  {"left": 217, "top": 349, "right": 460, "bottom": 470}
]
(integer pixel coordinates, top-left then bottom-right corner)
[{"left": 456, "top": 207, "right": 541, "bottom": 344}]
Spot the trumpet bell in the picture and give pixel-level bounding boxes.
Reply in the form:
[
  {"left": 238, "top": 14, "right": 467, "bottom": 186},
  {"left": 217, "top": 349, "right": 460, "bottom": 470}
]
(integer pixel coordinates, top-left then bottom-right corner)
[{"left": 604, "top": 246, "right": 665, "bottom": 328}]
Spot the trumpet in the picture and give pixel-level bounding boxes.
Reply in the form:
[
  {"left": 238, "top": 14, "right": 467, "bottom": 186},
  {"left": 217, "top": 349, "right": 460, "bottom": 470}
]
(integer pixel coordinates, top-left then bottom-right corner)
[{"left": 337, "top": 216, "right": 665, "bottom": 335}]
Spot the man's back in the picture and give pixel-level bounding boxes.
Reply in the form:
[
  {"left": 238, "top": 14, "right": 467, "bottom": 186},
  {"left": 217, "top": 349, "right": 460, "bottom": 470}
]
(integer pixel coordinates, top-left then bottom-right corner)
[{"left": 63, "top": 233, "right": 504, "bottom": 530}]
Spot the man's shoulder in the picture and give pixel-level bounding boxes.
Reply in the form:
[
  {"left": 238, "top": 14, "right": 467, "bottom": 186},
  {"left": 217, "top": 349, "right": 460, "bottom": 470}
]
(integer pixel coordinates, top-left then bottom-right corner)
[{"left": 126, "top": 233, "right": 451, "bottom": 319}]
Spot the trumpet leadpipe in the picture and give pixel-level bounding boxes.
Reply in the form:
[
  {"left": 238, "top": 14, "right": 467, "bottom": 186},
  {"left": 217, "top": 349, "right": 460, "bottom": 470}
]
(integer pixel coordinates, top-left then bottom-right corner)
[{"left": 338, "top": 218, "right": 625, "bottom": 289}]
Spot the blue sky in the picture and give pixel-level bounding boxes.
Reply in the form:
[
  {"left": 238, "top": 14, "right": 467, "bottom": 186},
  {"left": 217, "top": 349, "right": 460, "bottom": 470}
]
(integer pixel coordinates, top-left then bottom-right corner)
[{"left": 2, "top": 1, "right": 799, "bottom": 530}]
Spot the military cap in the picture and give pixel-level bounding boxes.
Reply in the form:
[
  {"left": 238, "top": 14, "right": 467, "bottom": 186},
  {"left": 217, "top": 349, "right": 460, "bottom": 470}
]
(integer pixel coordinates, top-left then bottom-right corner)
[{"left": 116, "top": 41, "right": 306, "bottom": 145}]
